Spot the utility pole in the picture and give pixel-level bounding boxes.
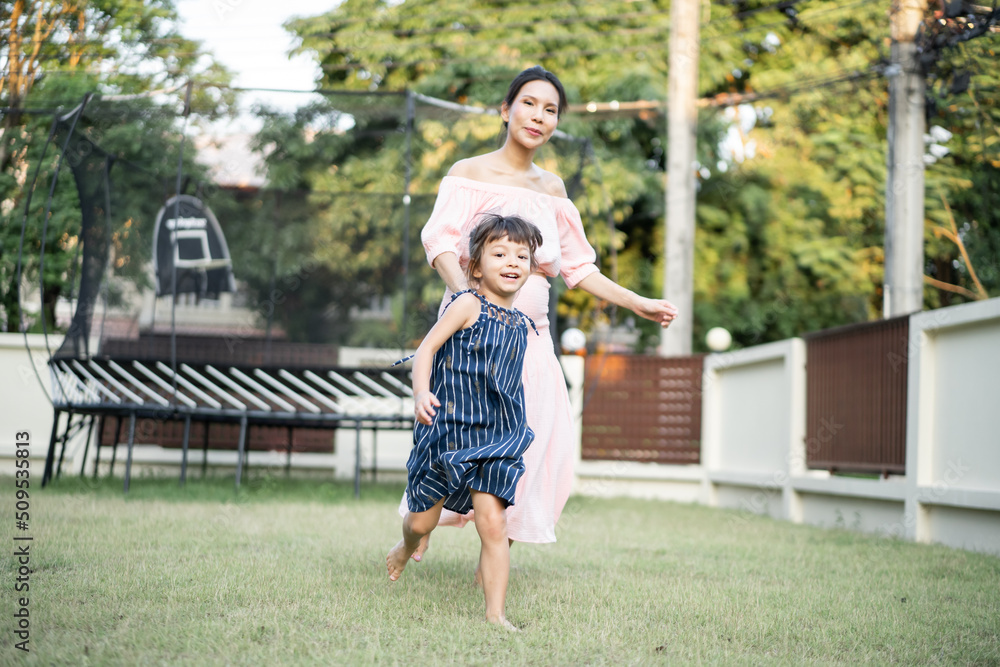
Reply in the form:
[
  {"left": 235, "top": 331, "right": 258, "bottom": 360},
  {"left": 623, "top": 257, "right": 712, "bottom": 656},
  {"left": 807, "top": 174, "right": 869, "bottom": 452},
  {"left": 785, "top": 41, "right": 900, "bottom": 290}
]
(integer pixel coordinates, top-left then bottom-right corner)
[
  {"left": 884, "top": 0, "right": 929, "bottom": 318},
  {"left": 662, "top": 0, "right": 700, "bottom": 356}
]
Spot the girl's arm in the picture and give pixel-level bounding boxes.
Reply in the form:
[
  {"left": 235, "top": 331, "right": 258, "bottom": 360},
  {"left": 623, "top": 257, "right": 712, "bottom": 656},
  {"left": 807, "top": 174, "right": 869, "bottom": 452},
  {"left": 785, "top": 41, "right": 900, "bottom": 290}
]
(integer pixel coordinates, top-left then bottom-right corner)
[
  {"left": 575, "top": 272, "right": 679, "bottom": 328},
  {"left": 430, "top": 252, "right": 469, "bottom": 294},
  {"left": 411, "top": 292, "right": 480, "bottom": 425}
]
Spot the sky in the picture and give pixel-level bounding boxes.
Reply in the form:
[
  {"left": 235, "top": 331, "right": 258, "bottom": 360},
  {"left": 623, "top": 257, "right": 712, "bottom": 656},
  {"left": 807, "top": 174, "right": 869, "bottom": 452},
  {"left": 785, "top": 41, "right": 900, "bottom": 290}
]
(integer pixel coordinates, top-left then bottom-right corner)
[{"left": 175, "top": 0, "right": 336, "bottom": 131}]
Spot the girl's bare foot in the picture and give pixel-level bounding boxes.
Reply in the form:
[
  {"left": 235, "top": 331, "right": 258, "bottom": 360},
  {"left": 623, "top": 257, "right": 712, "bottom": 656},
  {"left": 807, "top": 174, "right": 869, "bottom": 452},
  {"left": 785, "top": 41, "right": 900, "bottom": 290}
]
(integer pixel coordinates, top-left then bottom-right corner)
[
  {"left": 487, "top": 615, "right": 519, "bottom": 632},
  {"left": 386, "top": 540, "right": 413, "bottom": 581},
  {"left": 411, "top": 533, "right": 430, "bottom": 562}
]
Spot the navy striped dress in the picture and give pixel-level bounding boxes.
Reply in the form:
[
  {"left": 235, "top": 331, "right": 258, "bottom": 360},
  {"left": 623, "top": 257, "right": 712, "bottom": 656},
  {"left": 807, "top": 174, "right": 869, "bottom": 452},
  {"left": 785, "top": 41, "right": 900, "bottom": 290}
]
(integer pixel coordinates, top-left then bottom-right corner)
[{"left": 405, "top": 290, "right": 537, "bottom": 514}]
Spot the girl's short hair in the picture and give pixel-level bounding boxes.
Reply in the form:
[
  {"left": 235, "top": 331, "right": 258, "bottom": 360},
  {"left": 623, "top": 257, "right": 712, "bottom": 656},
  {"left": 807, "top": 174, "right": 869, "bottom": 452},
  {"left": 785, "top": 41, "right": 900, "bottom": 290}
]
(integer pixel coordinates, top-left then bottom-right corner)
[{"left": 466, "top": 213, "right": 544, "bottom": 286}]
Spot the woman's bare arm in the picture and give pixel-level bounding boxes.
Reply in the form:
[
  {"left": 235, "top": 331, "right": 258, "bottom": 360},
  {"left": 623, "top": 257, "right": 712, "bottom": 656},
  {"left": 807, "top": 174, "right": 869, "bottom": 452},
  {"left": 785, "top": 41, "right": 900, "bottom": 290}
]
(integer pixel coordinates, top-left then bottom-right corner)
[
  {"left": 431, "top": 251, "right": 470, "bottom": 294},
  {"left": 575, "top": 271, "right": 678, "bottom": 328}
]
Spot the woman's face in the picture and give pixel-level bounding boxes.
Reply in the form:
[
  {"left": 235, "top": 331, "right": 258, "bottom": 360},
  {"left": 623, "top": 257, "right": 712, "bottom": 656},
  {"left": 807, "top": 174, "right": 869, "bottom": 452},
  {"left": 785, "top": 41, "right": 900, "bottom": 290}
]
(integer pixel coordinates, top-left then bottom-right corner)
[{"left": 502, "top": 79, "right": 561, "bottom": 149}]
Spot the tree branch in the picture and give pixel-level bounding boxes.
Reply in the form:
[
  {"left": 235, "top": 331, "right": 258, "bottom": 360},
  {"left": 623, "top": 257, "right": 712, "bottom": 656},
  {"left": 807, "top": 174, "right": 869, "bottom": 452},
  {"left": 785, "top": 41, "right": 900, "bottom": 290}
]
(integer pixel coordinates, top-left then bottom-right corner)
[
  {"left": 923, "top": 275, "right": 981, "bottom": 300},
  {"left": 936, "top": 190, "right": 989, "bottom": 299}
]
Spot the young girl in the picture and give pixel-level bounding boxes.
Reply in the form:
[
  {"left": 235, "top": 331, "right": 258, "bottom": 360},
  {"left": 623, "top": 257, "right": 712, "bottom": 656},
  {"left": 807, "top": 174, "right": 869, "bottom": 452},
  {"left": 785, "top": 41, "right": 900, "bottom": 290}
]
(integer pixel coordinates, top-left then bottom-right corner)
[{"left": 386, "top": 212, "right": 543, "bottom": 631}]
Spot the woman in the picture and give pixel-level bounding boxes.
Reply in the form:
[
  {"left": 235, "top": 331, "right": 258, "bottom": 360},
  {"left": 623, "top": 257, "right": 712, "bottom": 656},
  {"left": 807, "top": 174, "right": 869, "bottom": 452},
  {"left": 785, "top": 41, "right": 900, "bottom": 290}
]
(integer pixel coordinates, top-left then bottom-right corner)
[{"left": 405, "top": 65, "right": 678, "bottom": 555}]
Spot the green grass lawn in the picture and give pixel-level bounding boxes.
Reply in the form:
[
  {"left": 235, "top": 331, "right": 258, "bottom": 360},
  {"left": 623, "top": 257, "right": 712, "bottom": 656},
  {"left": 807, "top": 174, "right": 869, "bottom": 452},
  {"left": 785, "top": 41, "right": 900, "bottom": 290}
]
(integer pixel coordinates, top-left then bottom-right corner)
[{"left": 3, "top": 473, "right": 999, "bottom": 666}]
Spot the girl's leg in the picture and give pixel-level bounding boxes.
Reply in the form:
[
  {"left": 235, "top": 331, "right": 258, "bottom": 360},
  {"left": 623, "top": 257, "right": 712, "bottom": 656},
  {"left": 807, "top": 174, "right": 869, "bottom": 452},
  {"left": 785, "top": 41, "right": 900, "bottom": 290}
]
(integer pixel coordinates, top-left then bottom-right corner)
[
  {"left": 474, "top": 538, "right": 513, "bottom": 587},
  {"left": 387, "top": 498, "right": 445, "bottom": 581},
  {"left": 470, "top": 490, "right": 517, "bottom": 630},
  {"left": 411, "top": 533, "right": 430, "bottom": 562}
]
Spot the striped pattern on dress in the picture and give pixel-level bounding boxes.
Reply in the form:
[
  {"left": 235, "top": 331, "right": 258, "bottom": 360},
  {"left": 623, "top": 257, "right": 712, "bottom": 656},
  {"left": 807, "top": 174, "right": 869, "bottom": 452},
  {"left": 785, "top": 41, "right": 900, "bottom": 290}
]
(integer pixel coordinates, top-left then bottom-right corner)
[{"left": 405, "top": 290, "right": 536, "bottom": 514}]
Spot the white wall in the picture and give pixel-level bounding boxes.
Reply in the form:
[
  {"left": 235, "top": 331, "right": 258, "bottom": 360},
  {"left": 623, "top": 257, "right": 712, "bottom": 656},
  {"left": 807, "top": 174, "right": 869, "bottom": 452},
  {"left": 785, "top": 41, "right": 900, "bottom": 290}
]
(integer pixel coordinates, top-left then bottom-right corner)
[
  {"left": 904, "top": 298, "right": 1000, "bottom": 553},
  {"left": 573, "top": 297, "right": 1000, "bottom": 556},
  {"left": 701, "top": 339, "right": 806, "bottom": 523},
  {"left": 0, "top": 335, "right": 62, "bottom": 471}
]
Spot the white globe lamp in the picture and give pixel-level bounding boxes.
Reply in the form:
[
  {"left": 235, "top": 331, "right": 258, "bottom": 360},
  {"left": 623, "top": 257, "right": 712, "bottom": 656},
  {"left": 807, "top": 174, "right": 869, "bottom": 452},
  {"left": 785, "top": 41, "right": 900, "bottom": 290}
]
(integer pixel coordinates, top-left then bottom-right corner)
[
  {"left": 560, "top": 327, "right": 587, "bottom": 354},
  {"left": 706, "top": 327, "right": 732, "bottom": 352}
]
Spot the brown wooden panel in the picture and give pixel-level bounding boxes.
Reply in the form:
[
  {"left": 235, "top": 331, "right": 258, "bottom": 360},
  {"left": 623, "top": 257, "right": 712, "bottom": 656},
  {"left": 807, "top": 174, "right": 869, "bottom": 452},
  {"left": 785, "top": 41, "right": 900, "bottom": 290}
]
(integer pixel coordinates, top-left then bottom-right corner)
[
  {"left": 581, "top": 354, "right": 703, "bottom": 464},
  {"left": 805, "top": 316, "right": 909, "bottom": 474}
]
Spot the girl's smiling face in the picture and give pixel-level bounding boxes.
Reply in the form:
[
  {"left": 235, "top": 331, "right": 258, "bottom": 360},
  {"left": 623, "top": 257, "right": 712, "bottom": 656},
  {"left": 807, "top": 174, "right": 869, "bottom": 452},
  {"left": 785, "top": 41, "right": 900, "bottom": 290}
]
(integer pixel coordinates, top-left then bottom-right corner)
[
  {"left": 472, "top": 234, "right": 532, "bottom": 303},
  {"left": 502, "top": 79, "right": 561, "bottom": 149}
]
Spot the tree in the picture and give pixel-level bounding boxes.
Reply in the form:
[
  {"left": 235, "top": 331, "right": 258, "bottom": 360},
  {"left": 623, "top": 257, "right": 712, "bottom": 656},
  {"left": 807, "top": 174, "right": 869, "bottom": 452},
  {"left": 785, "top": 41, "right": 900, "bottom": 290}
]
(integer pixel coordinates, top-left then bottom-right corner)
[
  {"left": 1, "top": 0, "right": 235, "bottom": 332},
  {"left": 282, "top": 0, "right": 1000, "bottom": 351},
  {"left": 920, "top": 35, "right": 1000, "bottom": 307}
]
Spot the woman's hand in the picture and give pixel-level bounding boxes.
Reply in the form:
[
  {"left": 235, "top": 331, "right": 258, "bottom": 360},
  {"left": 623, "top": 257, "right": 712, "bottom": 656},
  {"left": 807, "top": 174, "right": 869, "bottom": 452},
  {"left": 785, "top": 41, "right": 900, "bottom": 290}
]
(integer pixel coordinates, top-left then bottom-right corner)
[
  {"left": 414, "top": 390, "right": 441, "bottom": 425},
  {"left": 576, "top": 273, "right": 679, "bottom": 329},
  {"left": 631, "top": 296, "right": 679, "bottom": 328}
]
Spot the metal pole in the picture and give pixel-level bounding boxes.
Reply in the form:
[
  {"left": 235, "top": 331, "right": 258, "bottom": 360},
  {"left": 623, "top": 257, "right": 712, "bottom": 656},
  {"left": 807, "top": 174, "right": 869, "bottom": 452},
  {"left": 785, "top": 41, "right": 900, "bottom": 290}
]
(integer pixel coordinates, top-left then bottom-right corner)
[
  {"left": 170, "top": 82, "right": 193, "bottom": 404},
  {"left": 83, "top": 415, "right": 99, "bottom": 477},
  {"left": 884, "top": 0, "right": 928, "bottom": 317},
  {"left": 42, "top": 410, "right": 61, "bottom": 486},
  {"left": 265, "top": 193, "right": 279, "bottom": 365},
  {"left": 401, "top": 90, "right": 415, "bottom": 346},
  {"left": 109, "top": 416, "right": 120, "bottom": 476},
  {"left": 354, "top": 420, "right": 362, "bottom": 499},
  {"left": 180, "top": 414, "right": 191, "bottom": 485},
  {"left": 371, "top": 426, "right": 378, "bottom": 483},
  {"left": 103, "top": 415, "right": 122, "bottom": 479},
  {"left": 201, "top": 421, "right": 210, "bottom": 477},
  {"left": 235, "top": 415, "right": 248, "bottom": 490},
  {"left": 56, "top": 413, "right": 74, "bottom": 479},
  {"left": 123, "top": 412, "right": 136, "bottom": 493},
  {"left": 662, "top": 0, "right": 700, "bottom": 356}
]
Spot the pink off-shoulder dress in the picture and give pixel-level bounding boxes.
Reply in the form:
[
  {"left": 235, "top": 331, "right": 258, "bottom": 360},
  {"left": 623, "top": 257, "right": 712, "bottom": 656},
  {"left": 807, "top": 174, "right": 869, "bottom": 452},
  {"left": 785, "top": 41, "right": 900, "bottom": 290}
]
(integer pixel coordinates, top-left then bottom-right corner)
[{"left": 399, "top": 175, "right": 599, "bottom": 543}]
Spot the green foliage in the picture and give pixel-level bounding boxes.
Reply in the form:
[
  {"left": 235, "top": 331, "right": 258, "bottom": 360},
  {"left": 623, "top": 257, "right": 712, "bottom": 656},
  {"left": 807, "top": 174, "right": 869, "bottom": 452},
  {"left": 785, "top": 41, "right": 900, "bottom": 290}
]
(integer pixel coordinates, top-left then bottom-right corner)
[
  {"left": 0, "top": 0, "right": 236, "bottom": 332},
  {"left": 278, "top": 0, "right": 1000, "bottom": 349},
  {"left": 922, "top": 39, "right": 1000, "bottom": 306},
  {"left": 12, "top": 0, "right": 994, "bottom": 352},
  {"left": 227, "top": 99, "right": 444, "bottom": 344}
]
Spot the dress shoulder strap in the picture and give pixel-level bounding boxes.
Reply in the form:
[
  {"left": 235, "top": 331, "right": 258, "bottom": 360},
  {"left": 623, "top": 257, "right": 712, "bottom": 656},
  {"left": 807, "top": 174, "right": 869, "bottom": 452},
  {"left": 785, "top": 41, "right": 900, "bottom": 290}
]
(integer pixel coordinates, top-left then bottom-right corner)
[
  {"left": 389, "top": 290, "right": 483, "bottom": 367},
  {"left": 441, "top": 288, "right": 483, "bottom": 314},
  {"left": 476, "top": 294, "right": 539, "bottom": 336},
  {"left": 521, "top": 311, "right": 539, "bottom": 336}
]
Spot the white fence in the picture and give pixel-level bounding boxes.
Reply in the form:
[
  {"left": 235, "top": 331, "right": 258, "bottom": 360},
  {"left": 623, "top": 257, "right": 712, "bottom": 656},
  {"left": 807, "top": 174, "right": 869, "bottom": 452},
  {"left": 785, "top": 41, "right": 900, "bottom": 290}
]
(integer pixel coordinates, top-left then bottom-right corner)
[
  {"left": 0, "top": 334, "right": 62, "bottom": 454},
  {"left": 2, "top": 297, "right": 998, "bottom": 555},
  {"left": 571, "top": 297, "right": 1000, "bottom": 556}
]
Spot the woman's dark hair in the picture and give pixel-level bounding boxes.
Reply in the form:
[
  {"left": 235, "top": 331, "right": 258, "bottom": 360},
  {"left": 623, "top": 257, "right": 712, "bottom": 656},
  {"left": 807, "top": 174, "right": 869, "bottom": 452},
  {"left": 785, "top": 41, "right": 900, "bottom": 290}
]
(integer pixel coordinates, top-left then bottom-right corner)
[
  {"left": 466, "top": 212, "right": 544, "bottom": 286},
  {"left": 501, "top": 65, "right": 569, "bottom": 128}
]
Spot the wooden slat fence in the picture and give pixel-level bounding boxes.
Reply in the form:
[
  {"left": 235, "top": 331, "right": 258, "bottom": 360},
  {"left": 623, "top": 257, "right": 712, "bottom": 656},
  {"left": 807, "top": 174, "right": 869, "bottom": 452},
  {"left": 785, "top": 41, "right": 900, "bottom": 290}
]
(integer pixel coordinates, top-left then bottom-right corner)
[
  {"left": 804, "top": 316, "right": 909, "bottom": 474},
  {"left": 581, "top": 354, "right": 703, "bottom": 464}
]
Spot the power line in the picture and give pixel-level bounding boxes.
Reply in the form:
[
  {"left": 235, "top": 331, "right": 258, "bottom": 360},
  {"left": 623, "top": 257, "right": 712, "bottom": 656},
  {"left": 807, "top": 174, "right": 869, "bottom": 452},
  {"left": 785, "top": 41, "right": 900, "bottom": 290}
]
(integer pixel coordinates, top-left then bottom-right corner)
[
  {"left": 144, "top": 65, "right": 903, "bottom": 115},
  {"left": 698, "top": 63, "right": 885, "bottom": 108},
  {"left": 7, "top": 60, "right": 892, "bottom": 125}
]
